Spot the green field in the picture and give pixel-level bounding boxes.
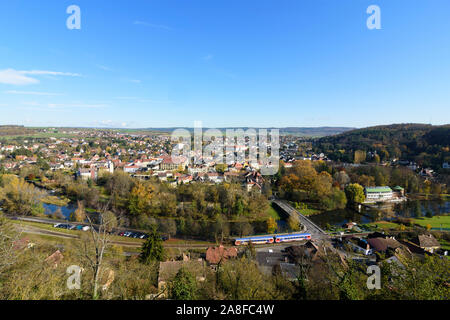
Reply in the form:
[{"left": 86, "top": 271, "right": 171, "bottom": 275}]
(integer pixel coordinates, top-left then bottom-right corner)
[
  {"left": 365, "top": 221, "right": 402, "bottom": 231},
  {"left": 411, "top": 215, "right": 450, "bottom": 230},
  {"left": 267, "top": 204, "right": 282, "bottom": 220},
  {"left": 298, "top": 208, "right": 321, "bottom": 216}
]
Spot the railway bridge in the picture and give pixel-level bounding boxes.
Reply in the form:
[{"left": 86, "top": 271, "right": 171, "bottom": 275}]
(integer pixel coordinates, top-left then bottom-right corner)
[{"left": 272, "top": 200, "right": 329, "bottom": 240}]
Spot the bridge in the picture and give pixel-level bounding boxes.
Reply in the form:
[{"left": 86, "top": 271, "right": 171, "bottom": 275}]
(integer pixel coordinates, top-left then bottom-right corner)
[{"left": 272, "top": 200, "right": 329, "bottom": 239}]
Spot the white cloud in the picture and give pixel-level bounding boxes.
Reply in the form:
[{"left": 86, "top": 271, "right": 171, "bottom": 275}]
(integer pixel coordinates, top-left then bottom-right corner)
[
  {"left": 0, "top": 68, "right": 81, "bottom": 85},
  {"left": 0, "top": 69, "right": 39, "bottom": 85},
  {"left": 21, "top": 70, "right": 81, "bottom": 77},
  {"left": 133, "top": 21, "right": 172, "bottom": 30},
  {"left": 5, "top": 90, "right": 63, "bottom": 96},
  {"left": 47, "top": 103, "right": 107, "bottom": 109}
]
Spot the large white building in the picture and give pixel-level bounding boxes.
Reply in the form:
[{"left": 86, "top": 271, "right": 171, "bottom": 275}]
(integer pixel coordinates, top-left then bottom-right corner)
[{"left": 364, "top": 186, "right": 393, "bottom": 202}]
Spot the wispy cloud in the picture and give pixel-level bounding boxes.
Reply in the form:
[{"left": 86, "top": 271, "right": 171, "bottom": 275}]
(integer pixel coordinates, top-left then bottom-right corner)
[
  {"left": 20, "top": 101, "right": 107, "bottom": 109},
  {"left": 47, "top": 103, "right": 107, "bottom": 109},
  {"left": 5, "top": 90, "right": 63, "bottom": 96},
  {"left": 126, "top": 79, "right": 142, "bottom": 84},
  {"left": 96, "top": 64, "right": 112, "bottom": 71},
  {"left": 0, "top": 68, "right": 81, "bottom": 85},
  {"left": 21, "top": 70, "right": 81, "bottom": 77},
  {"left": 114, "top": 96, "right": 172, "bottom": 104},
  {"left": 133, "top": 21, "right": 172, "bottom": 30},
  {"left": 203, "top": 54, "right": 214, "bottom": 61},
  {"left": 92, "top": 120, "right": 132, "bottom": 128}
]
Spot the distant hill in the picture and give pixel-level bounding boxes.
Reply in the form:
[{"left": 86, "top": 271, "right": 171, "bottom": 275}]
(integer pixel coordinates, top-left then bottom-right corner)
[
  {"left": 314, "top": 123, "right": 450, "bottom": 169},
  {"left": 0, "top": 125, "right": 37, "bottom": 136},
  {"left": 140, "top": 127, "right": 355, "bottom": 137}
]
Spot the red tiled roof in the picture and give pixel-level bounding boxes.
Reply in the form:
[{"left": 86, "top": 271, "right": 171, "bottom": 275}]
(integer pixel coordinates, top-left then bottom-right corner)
[{"left": 206, "top": 246, "right": 238, "bottom": 264}]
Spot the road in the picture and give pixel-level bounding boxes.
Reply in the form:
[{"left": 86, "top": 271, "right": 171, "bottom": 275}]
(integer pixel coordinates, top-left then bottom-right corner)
[{"left": 272, "top": 200, "right": 329, "bottom": 240}]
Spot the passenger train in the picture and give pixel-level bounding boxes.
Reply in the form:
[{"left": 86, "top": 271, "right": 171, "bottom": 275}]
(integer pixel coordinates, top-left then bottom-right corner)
[{"left": 234, "top": 233, "right": 311, "bottom": 246}]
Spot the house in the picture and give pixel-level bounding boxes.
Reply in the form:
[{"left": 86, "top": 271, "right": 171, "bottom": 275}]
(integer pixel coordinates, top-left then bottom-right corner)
[
  {"left": 367, "top": 237, "right": 402, "bottom": 253},
  {"left": 417, "top": 234, "right": 440, "bottom": 253},
  {"left": 124, "top": 164, "right": 140, "bottom": 173},
  {"left": 207, "top": 172, "right": 223, "bottom": 183},
  {"left": 392, "top": 186, "right": 405, "bottom": 197},
  {"left": 157, "top": 172, "right": 168, "bottom": 182},
  {"left": 224, "top": 171, "right": 241, "bottom": 182},
  {"left": 344, "top": 222, "right": 357, "bottom": 230},
  {"left": 77, "top": 168, "right": 97, "bottom": 181},
  {"left": 160, "top": 156, "right": 187, "bottom": 171},
  {"left": 279, "top": 262, "right": 299, "bottom": 281},
  {"left": 364, "top": 186, "right": 393, "bottom": 202},
  {"left": 157, "top": 260, "right": 205, "bottom": 297},
  {"left": 205, "top": 245, "right": 238, "bottom": 266}
]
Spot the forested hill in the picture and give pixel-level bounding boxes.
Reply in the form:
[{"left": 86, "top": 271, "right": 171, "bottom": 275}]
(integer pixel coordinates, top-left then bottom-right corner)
[{"left": 313, "top": 124, "right": 450, "bottom": 169}]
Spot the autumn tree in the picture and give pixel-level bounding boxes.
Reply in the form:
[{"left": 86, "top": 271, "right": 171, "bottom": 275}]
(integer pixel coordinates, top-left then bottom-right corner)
[
  {"left": 0, "top": 175, "right": 45, "bottom": 216},
  {"left": 266, "top": 217, "right": 277, "bottom": 234},
  {"left": 344, "top": 183, "right": 365, "bottom": 204},
  {"left": 128, "top": 182, "right": 155, "bottom": 217}
]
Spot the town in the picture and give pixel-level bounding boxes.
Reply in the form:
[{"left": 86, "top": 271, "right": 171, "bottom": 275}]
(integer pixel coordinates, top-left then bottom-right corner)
[{"left": 0, "top": 124, "right": 448, "bottom": 300}]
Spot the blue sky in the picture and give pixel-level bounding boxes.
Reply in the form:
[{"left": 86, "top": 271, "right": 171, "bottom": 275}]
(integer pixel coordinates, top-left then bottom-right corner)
[{"left": 0, "top": 0, "right": 449, "bottom": 128}]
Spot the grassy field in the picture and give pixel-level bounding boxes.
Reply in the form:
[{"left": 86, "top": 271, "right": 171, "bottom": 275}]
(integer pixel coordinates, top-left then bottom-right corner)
[
  {"left": 411, "top": 215, "right": 450, "bottom": 230},
  {"left": 365, "top": 221, "right": 403, "bottom": 231},
  {"left": 11, "top": 220, "right": 144, "bottom": 244},
  {"left": 267, "top": 204, "right": 282, "bottom": 220},
  {"left": 0, "top": 132, "right": 76, "bottom": 140},
  {"left": 298, "top": 208, "right": 321, "bottom": 216}
]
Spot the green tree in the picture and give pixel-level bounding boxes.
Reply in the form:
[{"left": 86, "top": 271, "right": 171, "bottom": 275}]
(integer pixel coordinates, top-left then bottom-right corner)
[
  {"left": 344, "top": 183, "right": 366, "bottom": 204},
  {"left": 139, "top": 225, "right": 165, "bottom": 264},
  {"left": 169, "top": 267, "right": 197, "bottom": 300}
]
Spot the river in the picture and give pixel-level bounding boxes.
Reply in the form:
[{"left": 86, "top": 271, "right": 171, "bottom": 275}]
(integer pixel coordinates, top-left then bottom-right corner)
[{"left": 309, "top": 199, "right": 450, "bottom": 229}]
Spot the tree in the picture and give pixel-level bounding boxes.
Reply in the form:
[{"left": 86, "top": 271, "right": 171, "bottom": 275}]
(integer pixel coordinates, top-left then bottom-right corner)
[
  {"left": 139, "top": 225, "right": 165, "bottom": 264},
  {"left": 334, "top": 171, "right": 350, "bottom": 187},
  {"left": 0, "top": 214, "right": 21, "bottom": 276},
  {"left": 159, "top": 219, "right": 177, "bottom": 237},
  {"left": 344, "top": 183, "right": 365, "bottom": 204},
  {"left": 78, "top": 208, "right": 118, "bottom": 299},
  {"left": 354, "top": 150, "right": 366, "bottom": 164},
  {"left": 217, "top": 257, "right": 272, "bottom": 299},
  {"left": 0, "top": 175, "right": 45, "bottom": 216},
  {"left": 212, "top": 215, "right": 230, "bottom": 243},
  {"left": 266, "top": 217, "right": 277, "bottom": 234},
  {"left": 288, "top": 216, "right": 301, "bottom": 232},
  {"left": 70, "top": 200, "right": 86, "bottom": 222},
  {"left": 169, "top": 267, "right": 197, "bottom": 300},
  {"left": 128, "top": 182, "right": 155, "bottom": 217}
]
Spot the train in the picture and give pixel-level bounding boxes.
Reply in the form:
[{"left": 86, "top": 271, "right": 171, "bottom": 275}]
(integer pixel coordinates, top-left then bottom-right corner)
[{"left": 234, "top": 233, "right": 311, "bottom": 246}]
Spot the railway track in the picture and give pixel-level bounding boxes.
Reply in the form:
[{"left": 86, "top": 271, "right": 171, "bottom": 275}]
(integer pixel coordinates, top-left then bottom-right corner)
[{"left": 272, "top": 200, "right": 328, "bottom": 239}]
